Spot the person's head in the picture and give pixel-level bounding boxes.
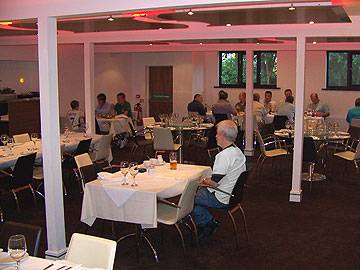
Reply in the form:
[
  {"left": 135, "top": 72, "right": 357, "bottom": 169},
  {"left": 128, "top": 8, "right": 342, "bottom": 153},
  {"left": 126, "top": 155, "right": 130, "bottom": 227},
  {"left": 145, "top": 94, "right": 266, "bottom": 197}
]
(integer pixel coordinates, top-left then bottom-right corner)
[
  {"left": 253, "top": 93, "right": 260, "bottom": 102},
  {"left": 239, "top": 92, "right": 246, "bottom": 102},
  {"left": 70, "top": 100, "right": 79, "bottom": 110},
  {"left": 216, "top": 120, "right": 238, "bottom": 148},
  {"left": 194, "top": 94, "right": 203, "bottom": 103},
  {"left": 284, "top": 89, "right": 293, "bottom": 98},
  {"left": 264, "top": 91, "right": 272, "bottom": 102},
  {"left": 97, "top": 93, "right": 106, "bottom": 106},
  {"left": 310, "top": 93, "right": 319, "bottom": 104},
  {"left": 355, "top": 97, "right": 360, "bottom": 107},
  {"left": 117, "top": 92, "right": 126, "bottom": 104},
  {"left": 285, "top": 95, "right": 294, "bottom": 104},
  {"left": 218, "top": 90, "right": 228, "bottom": 100}
]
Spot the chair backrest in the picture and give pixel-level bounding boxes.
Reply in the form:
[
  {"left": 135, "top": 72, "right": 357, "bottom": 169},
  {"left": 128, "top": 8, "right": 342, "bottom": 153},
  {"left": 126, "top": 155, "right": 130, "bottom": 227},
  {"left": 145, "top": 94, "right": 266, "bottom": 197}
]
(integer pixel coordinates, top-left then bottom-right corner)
[
  {"left": 143, "top": 117, "right": 156, "bottom": 127},
  {"left": 73, "top": 138, "right": 92, "bottom": 156},
  {"left": 207, "top": 147, "right": 220, "bottom": 168},
  {"left": 260, "top": 123, "right": 275, "bottom": 137},
  {"left": 153, "top": 127, "right": 175, "bottom": 151},
  {"left": 255, "top": 130, "right": 266, "bottom": 154},
  {"left": 303, "top": 137, "right": 317, "bottom": 163},
  {"left": 273, "top": 115, "right": 288, "bottom": 130},
  {"left": 79, "top": 164, "right": 98, "bottom": 185},
  {"left": 12, "top": 153, "right": 36, "bottom": 189},
  {"left": 228, "top": 171, "right": 249, "bottom": 209},
  {"left": 176, "top": 179, "right": 200, "bottom": 221},
  {"left": 355, "top": 141, "right": 360, "bottom": 160},
  {"left": 0, "top": 221, "right": 42, "bottom": 256},
  {"left": 65, "top": 233, "right": 116, "bottom": 270},
  {"left": 13, "top": 133, "right": 30, "bottom": 144},
  {"left": 74, "top": 153, "right": 93, "bottom": 169},
  {"left": 351, "top": 118, "right": 360, "bottom": 128},
  {"left": 348, "top": 125, "right": 360, "bottom": 139},
  {"left": 92, "top": 135, "right": 112, "bottom": 162},
  {"left": 214, "top": 114, "right": 228, "bottom": 124}
]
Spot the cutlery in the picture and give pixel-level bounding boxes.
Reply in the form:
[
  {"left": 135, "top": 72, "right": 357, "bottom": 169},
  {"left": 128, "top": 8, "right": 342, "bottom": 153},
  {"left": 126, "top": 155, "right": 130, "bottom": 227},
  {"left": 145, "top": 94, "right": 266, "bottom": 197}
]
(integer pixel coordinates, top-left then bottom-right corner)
[
  {"left": 42, "top": 263, "right": 54, "bottom": 270},
  {"left": 56, "top": 266, "right": 67, "bottom": 270},
  {"left": 64, "top": 267, "right": 73, "bottom": 270}
]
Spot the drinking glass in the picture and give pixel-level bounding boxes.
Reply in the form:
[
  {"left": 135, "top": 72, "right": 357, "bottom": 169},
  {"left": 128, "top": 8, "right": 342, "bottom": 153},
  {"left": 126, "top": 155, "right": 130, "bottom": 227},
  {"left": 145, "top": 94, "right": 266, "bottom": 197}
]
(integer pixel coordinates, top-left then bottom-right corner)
[
  {"left": 120, "top": 161, "right": 129, "bottom": 185},
  {"left": 31, "top": 133, "right": 38, "bottom": 149},
  {"left": 129, "top": 162, "right": 139, "bottom": 187},
  {"left": 8, "top": 234, "right": 27, "bottom": 270},
  {"left": 7, "top": 138, "right": 14, "bottom": 156},
  {"left": 1, "top": 134, "right": 8, "bottom": 147},
  {"left": 169, "top": 152, "right": 177, "bottom": 170}
]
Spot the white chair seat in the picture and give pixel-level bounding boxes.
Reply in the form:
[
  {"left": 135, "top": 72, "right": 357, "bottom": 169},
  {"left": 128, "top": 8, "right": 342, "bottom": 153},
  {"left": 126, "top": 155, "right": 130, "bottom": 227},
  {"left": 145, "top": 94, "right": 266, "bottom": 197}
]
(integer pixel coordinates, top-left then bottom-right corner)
[
  {"left": 173, "top": 144, "right": 181, "bottom": 151},
  {"left": 334, "top": 151, "right": 355, "bottom": 161},
  {"left": 264, "top": 149, "right": 288, "bottom": 157},
  {"left": 157, "top": 203, "right": 178, "bottom": 225},
  {"left": 33, "top": 166, "right": 43, "bottom": 180}
]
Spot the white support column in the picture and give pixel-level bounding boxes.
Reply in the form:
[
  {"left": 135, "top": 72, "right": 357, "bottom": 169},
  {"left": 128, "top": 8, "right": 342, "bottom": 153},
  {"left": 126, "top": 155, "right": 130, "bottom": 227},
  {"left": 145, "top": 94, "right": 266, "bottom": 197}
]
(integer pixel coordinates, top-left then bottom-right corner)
[
  {"left": 244, "top": 50, "right": 254, "bottom": 156},
  {"left": 290, "top": 35, "right": 306, "bottom": 203},
  {"left": 37, "top": 17, "right": 67, "bottom": 258},
  {"left": 84, "top": 42, "right": 95, "bottom": 134}
]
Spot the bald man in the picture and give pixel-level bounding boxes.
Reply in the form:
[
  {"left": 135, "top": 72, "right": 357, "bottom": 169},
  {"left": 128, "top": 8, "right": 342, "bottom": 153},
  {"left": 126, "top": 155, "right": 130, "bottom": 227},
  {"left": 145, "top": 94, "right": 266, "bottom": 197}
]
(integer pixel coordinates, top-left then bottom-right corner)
[{"left": 307, "top": 93, "right": 330, "bottom": 118}]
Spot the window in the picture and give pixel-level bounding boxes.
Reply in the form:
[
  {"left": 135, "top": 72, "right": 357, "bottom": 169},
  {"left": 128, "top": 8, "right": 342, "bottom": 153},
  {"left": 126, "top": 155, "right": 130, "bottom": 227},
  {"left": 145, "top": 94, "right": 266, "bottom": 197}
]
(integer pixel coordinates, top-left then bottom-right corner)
[
  {"left": 219, "top": 51, "right": 277, "bottom": 88},
  {"left": 327, "top": 51, "right": 360, "bottom": 90}
]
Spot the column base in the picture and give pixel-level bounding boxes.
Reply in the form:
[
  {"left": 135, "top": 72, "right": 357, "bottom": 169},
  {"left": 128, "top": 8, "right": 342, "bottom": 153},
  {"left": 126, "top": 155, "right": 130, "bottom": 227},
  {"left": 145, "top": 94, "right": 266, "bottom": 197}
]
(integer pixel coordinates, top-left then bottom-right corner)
[
  {"left": 45, "top": 248, "right": 67, "bottom": 260},
  {"left": 244, "top": 148, "right": 254, "bottom": 156},
  {"left": 289, "top": 189, "right": 302, "bottom": 202}
]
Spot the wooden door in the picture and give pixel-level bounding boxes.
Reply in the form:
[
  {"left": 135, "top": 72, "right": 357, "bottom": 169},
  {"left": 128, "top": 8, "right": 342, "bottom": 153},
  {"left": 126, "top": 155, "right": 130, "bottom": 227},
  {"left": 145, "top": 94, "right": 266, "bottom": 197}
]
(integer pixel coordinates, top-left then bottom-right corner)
[{"left": 148, "top": 66, "right": 173, "bottom": 118}]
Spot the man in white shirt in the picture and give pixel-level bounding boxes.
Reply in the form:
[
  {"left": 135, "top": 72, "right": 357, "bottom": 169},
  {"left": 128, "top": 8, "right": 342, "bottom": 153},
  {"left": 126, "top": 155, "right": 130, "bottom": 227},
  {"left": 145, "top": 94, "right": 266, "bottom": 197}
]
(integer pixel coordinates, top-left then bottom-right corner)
[
  {"left": 263, "top": 90, "right": 277, "bottom": 113},
  {"left": 193, "top": 120, "right": 246, "bottom": 239},
  {"left": 253, "top": 93, "right": 267, "bottom": 124},
  {"left": 66, "top": 100, "right": 85, "bottom": 131},
  {"left": 277, "top": 96, "right": 295, "bottom": 122}
]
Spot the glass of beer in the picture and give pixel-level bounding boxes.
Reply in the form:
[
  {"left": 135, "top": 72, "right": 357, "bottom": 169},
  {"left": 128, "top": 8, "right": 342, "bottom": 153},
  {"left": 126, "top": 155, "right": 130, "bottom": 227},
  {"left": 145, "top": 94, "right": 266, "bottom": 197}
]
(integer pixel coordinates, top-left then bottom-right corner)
[{"left": 169, "top": 152, "right": 177, "bottom": 170}]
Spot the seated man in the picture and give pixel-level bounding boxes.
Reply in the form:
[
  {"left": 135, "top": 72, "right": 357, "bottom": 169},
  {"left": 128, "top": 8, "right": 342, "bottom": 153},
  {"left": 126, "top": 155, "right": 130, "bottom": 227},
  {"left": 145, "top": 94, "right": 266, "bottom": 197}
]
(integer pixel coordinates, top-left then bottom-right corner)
[
  {"left": 253, "top": 93, "right": 267, "bottom": 124},
  {"left": 95, "top": 93, "right": 114, "bottom": 117},
  {"left": 66, "top": 100, "right": 85, "bottom": 131},
  {"left": 114, "top": 92, "right": 132, "bottom": 118},
  {"left": 307, "top": 93, "right": 330, "bottom": 117},
  {"left": 187, "top": 94, "right": 206, "bottom": 116},
  {"left": 193, "top": 120, "right": 246, "bottom": 239},
  {"left": 235, "top": 92, "right": 246, "bottom": 113},
  {"left": 263, "top": 90, "right": 277, "bottom": 113},
  {"left": 277, "top": 96, "right": 295, "bottom": 122},
  {"left": 346, "top": 97, "right": 360, "bottom": 125},
  {"left": 212, "top": 90, "right": 237, "bottom": 120}
]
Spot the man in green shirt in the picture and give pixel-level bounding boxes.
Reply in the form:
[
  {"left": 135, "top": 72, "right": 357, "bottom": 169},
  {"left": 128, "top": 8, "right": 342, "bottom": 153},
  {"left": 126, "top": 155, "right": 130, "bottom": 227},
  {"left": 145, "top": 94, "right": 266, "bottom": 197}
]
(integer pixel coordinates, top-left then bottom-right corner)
[{"left": 114, "top": 92, "right": 132, "bottom": 118}]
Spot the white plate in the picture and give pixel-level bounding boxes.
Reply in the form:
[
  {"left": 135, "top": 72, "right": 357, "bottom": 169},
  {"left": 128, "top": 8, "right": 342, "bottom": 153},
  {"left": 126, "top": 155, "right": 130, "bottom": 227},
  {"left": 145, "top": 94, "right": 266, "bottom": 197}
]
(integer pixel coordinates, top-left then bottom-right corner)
[{"left": 0, "top": 252, "right": 29, "bottom": 266}]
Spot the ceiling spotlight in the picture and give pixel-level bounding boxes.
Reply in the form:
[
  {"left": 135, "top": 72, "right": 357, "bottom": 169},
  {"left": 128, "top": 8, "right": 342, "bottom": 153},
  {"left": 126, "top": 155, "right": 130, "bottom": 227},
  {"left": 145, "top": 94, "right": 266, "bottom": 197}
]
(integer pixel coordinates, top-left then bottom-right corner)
[
  {"left": 199, "top": 42, "right": 203, "bottom": 45},
  {"left": 309, "top": 21, "right": 315, "bottom": 24},
  {"left": 107, "top": 16, "right": 115, "bottom": 22},
  {"left": 226, "top": 23, "right": 232, "bottom": 27},
  {"left": 289, "top": 3, "right": 296, "bottom": 11},
  {"left": 187, "top": 9, "right": 194, "bottom": 15},
  {"left": 158, "top": 27, "right": 163, "bottom": 30},
  {"left": 149, "top": 43, "right": 153, "bottom": 46},
  {"left": 256, "top": 42, "right": 260, "bottom": 45},
  {"left": 312, "top": 41, "right": 317, "bottom": 44}
]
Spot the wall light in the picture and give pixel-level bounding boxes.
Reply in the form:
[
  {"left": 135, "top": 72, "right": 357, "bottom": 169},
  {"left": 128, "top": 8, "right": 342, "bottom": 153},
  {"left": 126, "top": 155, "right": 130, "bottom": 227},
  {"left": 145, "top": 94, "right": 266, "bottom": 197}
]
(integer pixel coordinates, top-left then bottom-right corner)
[
  {"left": 187, "top": 9, "right": 194, "bottom": 15},
  {"left": 309, "top": 21, "right": 315, "bottom": 24},
  {"left": 107, "top": 16, "right": 115, "bottom": 22},
  {"left": 226, "top": 23, "right": 232, "bottom": 27},
  {"left": 19, "top": 78, "right": 25, "bottom": 84}
]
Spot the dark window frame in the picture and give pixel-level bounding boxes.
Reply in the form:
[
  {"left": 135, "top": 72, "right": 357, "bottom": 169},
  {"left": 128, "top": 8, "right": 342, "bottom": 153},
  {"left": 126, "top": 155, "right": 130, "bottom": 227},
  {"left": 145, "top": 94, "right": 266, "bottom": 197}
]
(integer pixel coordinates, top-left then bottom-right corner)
[
  {"left": 326, "top": 51, "right": 360, "bottom": 90},
  {"left": 218, "top": 51, "right": 278, "bottom": 89}
]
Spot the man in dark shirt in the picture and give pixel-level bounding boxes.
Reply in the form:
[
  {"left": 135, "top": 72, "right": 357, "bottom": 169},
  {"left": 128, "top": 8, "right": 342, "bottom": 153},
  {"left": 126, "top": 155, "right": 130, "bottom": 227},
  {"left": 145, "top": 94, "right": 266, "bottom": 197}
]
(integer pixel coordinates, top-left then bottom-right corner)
[
  {"left": 114, "top": 92, "right": 132, "bottom": 118},
  {"left": 187, "top": 94, "right": 206, "bottom": 116}
]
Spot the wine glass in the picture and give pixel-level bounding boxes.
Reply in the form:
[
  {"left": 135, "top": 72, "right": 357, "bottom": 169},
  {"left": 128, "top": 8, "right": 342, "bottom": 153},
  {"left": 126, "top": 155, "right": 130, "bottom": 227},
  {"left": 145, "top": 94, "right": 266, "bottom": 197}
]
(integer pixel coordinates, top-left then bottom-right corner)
[
  {"left": 31, "top": 133, "right": 38, "bottom": 150},
  {"left": 120, "top": 161, "right": 129, "bottom": 185},
  {"left": 7, "top": 138, "right": 14, "bottom": 156},
  {"left": 129, "top": 162, "right": 139, "bottom": 187},
  {"left": 1, "top": 134, "right": 8, "bottom": 147},
  {"left": 8, "top": 234, "right": 27, "bottom": 270}
]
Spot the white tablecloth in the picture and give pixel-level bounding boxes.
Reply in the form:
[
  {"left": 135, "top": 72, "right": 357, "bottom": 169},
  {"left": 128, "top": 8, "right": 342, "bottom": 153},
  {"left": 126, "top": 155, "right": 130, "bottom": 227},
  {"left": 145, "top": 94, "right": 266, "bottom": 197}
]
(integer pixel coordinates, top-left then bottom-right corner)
[
  {"left": 81, "top": 164, "right": 211, "bottom": 228},
  {"left": 0, "top": 133, "right": 108, "bottom": 169},
  {"left": 0, "top": 253, "right": 104, "bottom": 270},
  {"left": 97, "top": 115, "right": 130, "bottom": 135}
]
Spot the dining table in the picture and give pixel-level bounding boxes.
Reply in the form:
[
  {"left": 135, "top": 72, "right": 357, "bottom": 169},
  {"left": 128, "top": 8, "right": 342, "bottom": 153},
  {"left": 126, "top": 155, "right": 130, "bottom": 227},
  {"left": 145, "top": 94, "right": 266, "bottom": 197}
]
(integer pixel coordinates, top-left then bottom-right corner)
[{"left": 96, "top": 115, "right": 130, "bottom": 135}]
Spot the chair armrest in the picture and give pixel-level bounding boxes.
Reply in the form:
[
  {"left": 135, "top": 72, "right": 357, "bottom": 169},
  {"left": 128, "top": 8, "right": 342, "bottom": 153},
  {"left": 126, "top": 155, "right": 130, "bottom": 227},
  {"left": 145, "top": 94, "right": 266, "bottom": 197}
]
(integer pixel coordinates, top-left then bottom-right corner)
[
  {"left": 0, "top": 169, "right": 12, "bottom": 177},
  {"left": 157, "top": 198, "right": 181, "bottom": 208},
  {"left": 200, "top": 184, "right": 234, "bottom": 197}
]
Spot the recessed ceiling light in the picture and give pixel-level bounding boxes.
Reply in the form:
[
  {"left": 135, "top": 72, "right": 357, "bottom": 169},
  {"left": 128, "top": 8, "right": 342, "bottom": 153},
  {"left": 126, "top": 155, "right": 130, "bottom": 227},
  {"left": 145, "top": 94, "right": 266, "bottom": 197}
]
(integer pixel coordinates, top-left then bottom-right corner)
[
  {"left": 149, "top": 43, "right": 153, "bottom": 46},
  {"left": 158, "top": 27, "right": 163, "bottom": 30},
  {"left": 187, "top": 10, "right": 194, "bottom": 16},
  {"left": 289, "top": 4, "right": 296, "bottom": 11},
  {"left": 199, "top": 42, "right": 203, "bottom": 45},
  {"left": 107, "top": 16, "right": 114, "bottom": 22},
  {"left": 226, "top": 23, "right": 232, "bottom": 27},
  {"left": 309, "top": 21, "right": 315, "bottom": 24},
  {"left": 312, "top": 41, "right": 317, "bottom": 44}
]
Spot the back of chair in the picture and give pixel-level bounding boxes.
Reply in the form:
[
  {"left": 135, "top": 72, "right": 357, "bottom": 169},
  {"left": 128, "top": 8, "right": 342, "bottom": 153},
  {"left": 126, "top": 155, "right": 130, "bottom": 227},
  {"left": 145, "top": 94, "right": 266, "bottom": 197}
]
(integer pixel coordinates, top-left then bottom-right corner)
[
  {"left": 261, "top": 123, "right": 275, "bottom": 137},
  {"left": 0, "top": 221, "right": 42, "bottom": 256},
  {"left": 228, "top": 171, "right": 249, "bottom": 209},
  {"left": 79, "top": 164, "right": 98, "bottom": 184},
  {"left": 65, "top": 233, "right": 116, "bottom": 270},
  {"left": 73, "top": 139, "right": 92, "bottom": 156},
  {"left": 74, "top": 153, "right": 93, "bottom": 169},
  {"left": 348, "top": 125, "right": 360, "bottom": 139},
  {"left": 153, "top": 127, "right": 174, "bottom": 151},
  {"left": 355, "top": 142, "right": 360, "bottom": 160},
  {"left": 207, "top": 147, "right": 220, "bottom": 168},
  {"left": 13, "top": 133, "right": 30, "bottom": 144},
  {"left": 273, "top": 115, "right": 288, "bottom": 130},
  {"left": 303, "top": 137, "right": 316, "bottom": 163},
  {"left": 176, "top": 179, "right": 200, "bottom": 221},
  {"left": 214, "top": 114, "right": 228, "bottom": 124},
  {"left": 92, "top": 135, "right": 112, "bottom": 162},
  {"left": 12, "top": 153, "right": 36, "bottom": 189},
  {"left": 255, "top": 130, "right": 266, "bottom": 154},
  {"left": 351, "top": 118, "right": 360, "bottom": 128}
]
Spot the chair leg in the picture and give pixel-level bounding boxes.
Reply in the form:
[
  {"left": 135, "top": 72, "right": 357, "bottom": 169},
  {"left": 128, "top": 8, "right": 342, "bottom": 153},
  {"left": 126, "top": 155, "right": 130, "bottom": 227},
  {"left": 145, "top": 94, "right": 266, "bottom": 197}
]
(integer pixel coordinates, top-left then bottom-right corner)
[
  {"left": 258, "top": 156, "right": 267, "bottom": 180},
  {"left": 238, "top": 204, "right": 249, "bottom": 243},
  {"left": 174, "top": 223, "right": 186, "bottom": 253},
  {"left": 11, "top": 190, "right": 20, "bottom": 211},
  {"left": 354, "top": 160, "right": 359, "bottom": 174},
  {"left": 188, "top": 215, "right": 199, "bottom": 248},
  {"left": 227, "top": 209, "right": 240, "bottom": 249},
  {"left": 255, "top": 154, "right": 264, "bottom": 179},
  {"left": 28, "top": 184, "right": 37, "bottom": 207}
]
